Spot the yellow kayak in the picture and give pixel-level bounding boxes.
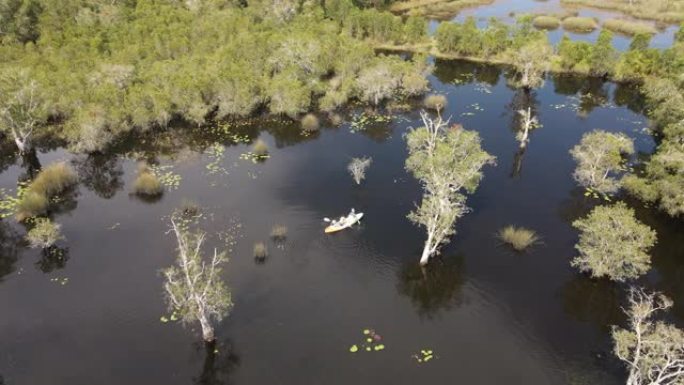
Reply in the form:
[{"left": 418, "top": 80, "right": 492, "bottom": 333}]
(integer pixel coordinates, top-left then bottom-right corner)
[{"left": 324, "top": 212, "right": 364, "bottom": 233}]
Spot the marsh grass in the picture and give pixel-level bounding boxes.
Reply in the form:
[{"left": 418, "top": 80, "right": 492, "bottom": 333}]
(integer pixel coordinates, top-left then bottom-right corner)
[
  {"left": 16, "top": 162, "right": 78, "bottom": 220},
  {"left": 253, "top": 242, "right": 268, "bottom": 261},
  {"left": 424, "top": 94, "right": 448, "bottom": 112},
  {"left": 603, "top": 19, "right": 658, "bottom": 36},
  {"left": 301, "top": 113, "right": 320, "bottom": 132},
  {"left": 30, "top": 162, "right": 78, "bottom": 197},
  {"left": 252, "top": 139, "right": 269, "bottom": 156},
  {"left": 133, "top": 170, "right": 163, "bottom": 196},
  {"left": 16, "top": 192, "right": 49, "bottom": 221},
  {"left": 562, "top": 17, "right": 598, "bottom": 33},
  {"left": 498, "top": 225, "right": 540, "bottom": 251},
  {"left": 26, "top": 218, "right": 63, "bottom": 249},
  {"left": 270, "top": 225, "right": 288, "bottom": 241},
  {"left": 533, "top": 15, "right": 561, "bottom": 30}
]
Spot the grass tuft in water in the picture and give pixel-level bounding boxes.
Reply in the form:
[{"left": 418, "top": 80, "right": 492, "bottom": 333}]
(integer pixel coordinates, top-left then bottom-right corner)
[
  {"left": 301, "top": 113, "right": 320, "bottom": 133},
  {"left": 498, "top": 225, "right": 539, "bottom": 251},
  {"left": 270, "top": 225, "right": 288, "bottom": 241},
  {"left": 252, "top": 139, "right": 269, "bottom": 157},
  {"left": 424, "top": 94, "right": 448, "bottom": 112},
  {"left": 253, "top": 242, "right": 268, "bottom": 261},
  {"left": 133, "top": 166, "right": 163, "bottom": 197},
  {"left": 26, "top": 218, "right": 63, "bottom": 249}
]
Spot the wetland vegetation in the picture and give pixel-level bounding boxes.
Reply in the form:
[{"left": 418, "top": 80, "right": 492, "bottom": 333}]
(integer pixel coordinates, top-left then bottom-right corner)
[{"left": 2, "top": 0, "right": 684, "bottom": 384}]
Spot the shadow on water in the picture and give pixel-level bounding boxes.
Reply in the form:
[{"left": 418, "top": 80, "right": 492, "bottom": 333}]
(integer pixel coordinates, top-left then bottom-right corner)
[
  {"left": 72, "top": 153, "right": 124, "bottom": 200},
  {"left": 0, "top": 221, "right": 21, "bottom": 282},
  {"left": 396, "top": 254, "right": 465, "bottom": 318},
  {"left": 559, "top": 275, "right": 624, "bottom": 331},
  {"left": 194, "top": 339, "right": 240, "bottom": 385}
]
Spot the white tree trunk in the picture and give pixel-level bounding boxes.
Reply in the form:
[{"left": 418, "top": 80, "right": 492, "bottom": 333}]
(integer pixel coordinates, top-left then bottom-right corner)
[
  {"left": 419, "top": 233, "right": 434, "bottom": 266},
  {"left": 198, "top": 311, "right": 215, "bottom": 342}
]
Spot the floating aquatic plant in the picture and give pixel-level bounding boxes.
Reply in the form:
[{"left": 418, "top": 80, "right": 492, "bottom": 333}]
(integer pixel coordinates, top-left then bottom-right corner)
[
  {"left": 412, "top": 348, "right": 437, "bottom": 363},
  {"left": 348, "top": 328, "right": 385, "bottom": 353},
  {"left": 350, "top": 113, "right": 392, "bottom": 133},
  {"left": 149, "top": 165, "right": 182, "bottom": 190}
]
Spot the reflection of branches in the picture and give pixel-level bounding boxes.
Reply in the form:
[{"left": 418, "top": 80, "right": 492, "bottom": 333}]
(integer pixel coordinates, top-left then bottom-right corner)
[
  {"left": 72, "top": 154, "right": 124, "bottom": 199},
  {"left": 560, "top": 275, "right": 623, "bottom": 331},
  {"left": 35, "top": 246, "right": 70, "bottom": 273},
  {"left": 511, "top": 147, "right": 526, "bottom": 178},
  {"left": 396, "top": 255, "right": 465, "bottom": 318},
  {"left": 0, "top": 221, "right": 21, "bottom": 282},
  {"left": 194, "top": 339, "right": 240, "bottom": 385}
]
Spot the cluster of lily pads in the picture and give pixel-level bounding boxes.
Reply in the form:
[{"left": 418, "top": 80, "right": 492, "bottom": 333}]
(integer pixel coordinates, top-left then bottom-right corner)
[
  {"left": 348, "top": 328, "right": 385, "bottom": 353},
  {"left": 412, "top": 349, "right": 436, "bottom": 364},
  {"left": 0, "top": 183, "right": 28, "bottom": 219},
  {"left": 159, "top": 310, "right": 180, "bottom": 323},
  {"left": 239, "top": 152, "right": 269, "bottom": 163},
  {"left": 350, "top": 113, "right": 392, "bottom": 133},
  {"left": 49, "top": 277, "right": 69, "bottom": 285},
  {"left": 149, "top": 165, "right": 182, "bottom": 190}
]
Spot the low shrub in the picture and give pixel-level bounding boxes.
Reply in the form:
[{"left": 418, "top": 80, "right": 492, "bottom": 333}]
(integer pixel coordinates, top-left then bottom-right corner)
[
  {"left": 26, "top": 218, "right": 63, "bottom": 249},
  {"left": 424, "top": 94, "right": 448, "bottom": 112},
  {"left": 498, "top": 225, "right": 539, "bottom": 251},
  {"left": 253, "top": 242, "right": 268, "bottom": 261},
  {"left": 252, "top": 139, "right": 269, "bottom": 156},
  {"left": 603, "top": 19, "right": 657, "bottom": 36},
  {"left": 533, "top": 15, "right": 561, "bottom": 30},
  {"left": 301, "top": 113, "right": 320, "bottom": 132},
  {"left": 133, "top": 171, "right": 163, "bottom": 196},
  {"left": 562, "top": 17, "right": 598, "bottom": 33}
]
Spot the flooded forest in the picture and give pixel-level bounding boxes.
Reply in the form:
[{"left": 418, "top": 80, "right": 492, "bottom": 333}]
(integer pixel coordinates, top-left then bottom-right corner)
[{"left": 1, "top": 0, "right": 684, "bottom": 384}]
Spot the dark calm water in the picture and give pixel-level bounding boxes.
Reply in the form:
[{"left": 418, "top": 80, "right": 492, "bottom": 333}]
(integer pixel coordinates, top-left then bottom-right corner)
[{"left": 1, "top": 59, "right": 683, "bottom": 385}]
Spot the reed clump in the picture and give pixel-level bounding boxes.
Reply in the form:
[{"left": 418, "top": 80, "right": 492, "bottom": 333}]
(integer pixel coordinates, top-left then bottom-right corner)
[
  {"left": 133, "top": 165, "right": 163, "bottom": 197},
  {"left": 16, "top": 162, "right": 78, "bottom": 220},
  {"left": 498, "top": 225, "right": 540, "bottom": 251},
  {"left": 603, "top": 18, "right": 658, "bottom": 36},
  {"left": 424, "top": 94, "right": 448, "bottom": 112},
  {"left": 562, "top": 17, "right": 599, "bottom": 33},
  {"left": 533, "top": 15, "right": 561, "bottom": 30}
]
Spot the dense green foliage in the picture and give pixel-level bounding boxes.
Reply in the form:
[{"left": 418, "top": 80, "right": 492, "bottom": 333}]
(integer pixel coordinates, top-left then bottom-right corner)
[
  {"left": 570, "top": 130, "right": 634, "bottom": 195},
  {"left": 0, "top": 0, "right": 429, "bottom": 153},
  {"left": 572, "top": 203, "right": 657, "bottom": 282},
  {"left": 406, "top": 112, "right": 495, "bottom": 265}
]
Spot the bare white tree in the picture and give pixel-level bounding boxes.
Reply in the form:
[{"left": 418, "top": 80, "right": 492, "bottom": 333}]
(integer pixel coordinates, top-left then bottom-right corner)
[
  {"left": 612, "top": 287, "right": 684, "bottom": 385},
  {"left": 516, "top": 107, "right": 539, "bottom": 149},
  {"left": 570, "top": 130, "right": 634, "bottom": 194},
  {"left": 348, "top": 157, "right": 372, "bottom": 185},
  {"left": 0, "top": 70, "right": 46, "bottom": 154},
  {"left": 406, "top": 111, "right": 495, "bottom": 265},
  {"left": 163, "top": 218, "right": 233, "bottom": 342}
]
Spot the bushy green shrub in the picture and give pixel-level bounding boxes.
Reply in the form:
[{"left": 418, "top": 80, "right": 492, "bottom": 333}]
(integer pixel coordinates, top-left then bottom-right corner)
[{"left": 498, "top": 225, "right": 539, "bottom": 251}]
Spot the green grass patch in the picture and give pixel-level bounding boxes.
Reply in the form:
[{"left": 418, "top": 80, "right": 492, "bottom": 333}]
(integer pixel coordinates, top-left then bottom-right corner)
[
  {"left": 533, "top": 15, "right": 561, "bottom": 30},
  {"left": 562, "top": 17, "right": 599, "bottom": 33},
  {"left": 603, "top": 18, "right": 658, "bottom": 35}
]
